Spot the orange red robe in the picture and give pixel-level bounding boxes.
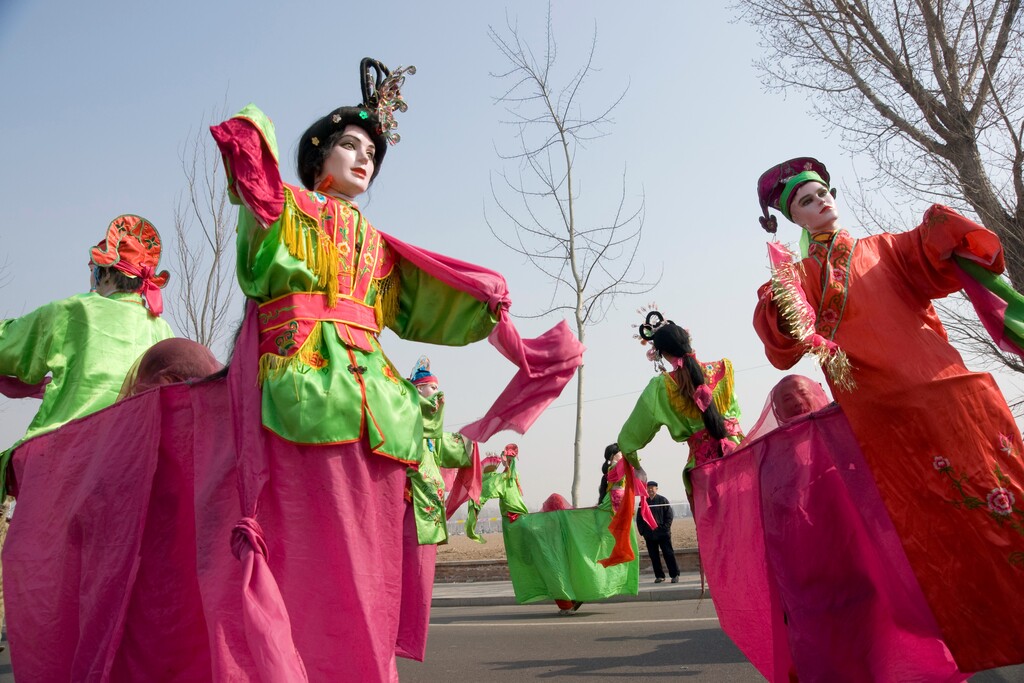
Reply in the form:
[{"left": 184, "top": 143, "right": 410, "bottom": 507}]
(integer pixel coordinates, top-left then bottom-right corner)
[{"left": 754, "top": 206, "right": 1024, "bottom": 672}]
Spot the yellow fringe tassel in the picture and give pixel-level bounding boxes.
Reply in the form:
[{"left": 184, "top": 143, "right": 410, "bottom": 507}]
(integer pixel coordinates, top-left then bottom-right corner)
[
  {"left": 374, "top": 271, "right": 400, "bottom": 330},
  {"left": 257, "top": 321, "right": 325, "bottom": 385},
  {"left": 280, "top": 196, "right": 340, "bottom": 307}
]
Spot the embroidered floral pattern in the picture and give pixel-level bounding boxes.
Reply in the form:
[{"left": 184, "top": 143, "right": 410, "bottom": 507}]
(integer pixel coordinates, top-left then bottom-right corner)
[
  {"left": 934, "top": 454, "right": 1024, "bottom": 565},
  {"left": 305, "top": 351, "right": 328, "bottom": 370},
  {"left": 259, "top": 304, "right": 298, "bottom": 326},
  {"left": 999, "top": 434, "right": 1018, "bottom": 458},
  {"left": 382, "top": 363, "right": 400, "bottom": 384},
  {"left": 988, "top": 488, "right": 1015, "bottom": 516},
  {"left": 807, "top": 230, "right": 856, "bottom": 342},
  {"left": 275, "top": 321, "right": 299, "bottom": 354}
]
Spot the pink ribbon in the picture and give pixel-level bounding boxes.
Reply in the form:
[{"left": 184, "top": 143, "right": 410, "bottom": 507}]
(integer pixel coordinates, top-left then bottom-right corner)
[
  {"left": 112, "top": 261, "right": 164, "bottom": 316},
  {"left": 808, "top": 333, "right": 838, "bottom": 353},
  {"left": 694, "top": 384, "right": 713, "bottom": 412}
]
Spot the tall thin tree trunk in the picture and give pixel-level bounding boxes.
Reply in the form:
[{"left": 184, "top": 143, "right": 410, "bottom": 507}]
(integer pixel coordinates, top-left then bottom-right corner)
[{"left": 571, "top": 321, "right": 586, "bottom": 506}]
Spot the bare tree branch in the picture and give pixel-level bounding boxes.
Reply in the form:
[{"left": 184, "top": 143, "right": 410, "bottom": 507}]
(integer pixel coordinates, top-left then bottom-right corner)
[
  {"left": 168, "top": 104, "right": 239, "bottom": 356},
  {"left": 487, "top": 6, "right": 659, "bottom": 504},
  {"left": 737, "top": 0, "right": 1024, "bottom": 381}
]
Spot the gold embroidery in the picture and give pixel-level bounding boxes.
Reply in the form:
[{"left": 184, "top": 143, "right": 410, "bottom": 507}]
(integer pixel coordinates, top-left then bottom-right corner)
[
  {"left": 258, "top": 320, "right": 325, "bottom": 384},
  {"left": 280, "top": 190, "right": 340, "bottom": 306}
]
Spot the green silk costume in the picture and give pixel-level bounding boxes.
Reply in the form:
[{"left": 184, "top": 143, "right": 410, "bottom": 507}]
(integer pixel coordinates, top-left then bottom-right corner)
[
  {"left": 223, "top": 105, "right": 496, "bottom": 540},
  {"left": 469, "top": 457, "right": 639, "bottom": 604},
  {"left": 618, "top": 360, "right": 743, "bottom": 493},
  {"left": 408, "top": 390, "right": 473, "bottom": 544},
  {"left": 0, "top": 292, "right": 173, "bottom": 490}
]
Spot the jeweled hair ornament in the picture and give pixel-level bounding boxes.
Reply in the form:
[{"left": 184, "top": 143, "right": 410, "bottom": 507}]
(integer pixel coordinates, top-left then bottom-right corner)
[
  {"left": 632, "top": 305, "right": 671, "bottom": 373},
  {"left": 360, "top": 57, "right": 416, "bottom": 146}
]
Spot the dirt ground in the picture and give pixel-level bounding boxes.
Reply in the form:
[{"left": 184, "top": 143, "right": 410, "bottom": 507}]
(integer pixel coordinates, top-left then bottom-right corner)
[{"left": 437, "top": 517, "right": 697, "bottom": 562}]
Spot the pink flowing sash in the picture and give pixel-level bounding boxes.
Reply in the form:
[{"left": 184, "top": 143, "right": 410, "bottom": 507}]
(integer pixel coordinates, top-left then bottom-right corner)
[{"left": 690, "top": 405, "right": 964, "bottom": 682}]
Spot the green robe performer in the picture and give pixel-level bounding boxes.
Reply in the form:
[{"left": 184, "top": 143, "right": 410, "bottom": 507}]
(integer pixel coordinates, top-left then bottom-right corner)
[
  {"left": 618, "top": 310, "right": 744, "bottom": 499},
  {"left": 467, "top": 445, "right": 640, "bottom": 607},
  {"left": 407, "top": 355, "right": 474, "bottom": 544},
  {"left": 204, "top": 57, "right": 583, "bottom": 680},
  {"left": 0, "top": 214, "right": 173, "bottom": 492}
]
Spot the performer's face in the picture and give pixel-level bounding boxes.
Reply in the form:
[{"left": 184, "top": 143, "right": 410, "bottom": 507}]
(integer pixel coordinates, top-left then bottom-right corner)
[
  {"left": 319, "top": 125, "right": 375, "bottom": 198},
  {"left": 416, "top": 381, "right": 439, "bottom": 398},
  {"left": 774, "top": 378, "right": 817, "bottom": 421},
  {"left": 789, "top": 181, "right": 838, "bottom": 235}
]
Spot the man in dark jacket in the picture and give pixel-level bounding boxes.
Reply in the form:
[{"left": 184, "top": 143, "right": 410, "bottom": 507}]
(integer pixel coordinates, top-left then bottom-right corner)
[{"left": 636, "top": 481, "right": 679, "bottom": 583}]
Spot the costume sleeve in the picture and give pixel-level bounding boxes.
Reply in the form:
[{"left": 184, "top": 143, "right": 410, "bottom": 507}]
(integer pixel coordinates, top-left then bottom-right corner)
[
  {"left": 390, "top": 259, "right": 498, "bottom": 345},
  {"left": 0, "top": 302, "right": 63, "bottom": 384},
  {"left": 617, "top": 378, "right": 665, "bottom": 467},
  {"left": 894, "top": 204, "right": 1005, "bottom": 300},
  {"left": 435, "top": 432, "right": 473, "bottom": 469},
  {"left": 209, "top": 104, "right": 285, "bottom": 228},
  {"left": 753, "top": 281, "right": 806, "bottom": 370}
]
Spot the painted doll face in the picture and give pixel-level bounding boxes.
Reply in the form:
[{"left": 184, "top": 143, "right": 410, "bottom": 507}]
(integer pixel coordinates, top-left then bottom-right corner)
[
  {"left": 789, "top": 181, "right": 839, "bottom": 235},
  {"left": 319, "top": 125, "right": 376, "bottom": 198},
  {"left": 416, "top": 381, "right": 439, "bottom": 398}
]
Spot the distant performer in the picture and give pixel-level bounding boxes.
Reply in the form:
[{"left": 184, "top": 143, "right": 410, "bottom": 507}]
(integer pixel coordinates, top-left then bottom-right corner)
[{"left": 0, "top": 214, "right": 172, "bottom": 488}]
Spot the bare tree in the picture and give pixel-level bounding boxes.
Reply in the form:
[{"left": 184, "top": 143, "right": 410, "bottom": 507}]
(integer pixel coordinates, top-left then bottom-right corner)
[
  {"left": 169, "top": 110, "right": 238, "bottom": 356},
  {"left": 488, "top": 10, "right": 658, "bottom": 505},
  {"left": 737, "top": 0, "right": 1024, "bottom": 285}
]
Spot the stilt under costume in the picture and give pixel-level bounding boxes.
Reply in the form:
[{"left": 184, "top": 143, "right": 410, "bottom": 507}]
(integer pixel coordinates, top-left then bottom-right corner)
[{"left": 753, "top": 157, "right": 1024, "bottom": 673}]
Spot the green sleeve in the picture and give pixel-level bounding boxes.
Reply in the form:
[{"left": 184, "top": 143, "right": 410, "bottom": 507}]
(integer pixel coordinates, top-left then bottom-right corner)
[
  {"left": 419, "top": 392, "right": 472, "bottom": 468},
  {"left": 390, "top": 260, "right": 497, "bottom": 345},
  {"left": 0, "top": 301, "right": 63, "bottom": 384},
  {"left": 435, "top": 432, "right": 472, "bottom": 469},
  {"left": 616, "top": 377, "right": 664, "bottom": 467}
]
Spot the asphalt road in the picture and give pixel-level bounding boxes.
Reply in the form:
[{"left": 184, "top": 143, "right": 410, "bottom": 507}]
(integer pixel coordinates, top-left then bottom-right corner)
[
  {"left": 399, "top": 600, "right": 1024, "bottom": 683},
  {"left": 0, "top": 601, "right": 1021, "bottom": 681},
  {"left": 399, "top": 599, "right": 757, "bottom": 681}
]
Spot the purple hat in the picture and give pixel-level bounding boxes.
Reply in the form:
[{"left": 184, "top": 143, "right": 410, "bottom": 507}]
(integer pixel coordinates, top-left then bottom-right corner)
[{"left": 757, "top": 157, "right": 832, "bottom": 233}]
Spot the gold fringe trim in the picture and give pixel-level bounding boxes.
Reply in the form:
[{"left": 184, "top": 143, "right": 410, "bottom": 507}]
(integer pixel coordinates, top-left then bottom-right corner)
[
  {"left": 281, "top": 193, "right": 339, "bottom": 307},
  {"left": 374, "top": 271, "right": 400, "bottom": 330},
  {"left": 257, "top": 320, "right": 325, "bottom": 384},
  {"left": 769, "top": 245, "right": 857, "bottom": 392}
]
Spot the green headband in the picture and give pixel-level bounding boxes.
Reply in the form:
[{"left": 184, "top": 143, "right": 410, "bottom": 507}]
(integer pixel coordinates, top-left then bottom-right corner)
[{"left": 779, "top": 171, "right": 828, "bottom": 221}]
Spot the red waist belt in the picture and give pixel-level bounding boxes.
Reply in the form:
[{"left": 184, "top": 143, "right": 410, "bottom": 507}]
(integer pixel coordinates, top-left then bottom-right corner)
[{"left": 257, "top": 292, "right": 380, "bottom": 356}]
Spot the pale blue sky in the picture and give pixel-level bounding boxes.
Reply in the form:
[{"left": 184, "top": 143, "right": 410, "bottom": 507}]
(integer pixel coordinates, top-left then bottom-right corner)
[{"left": 3, "top": 1, "right": 1018, "bottom": 507}]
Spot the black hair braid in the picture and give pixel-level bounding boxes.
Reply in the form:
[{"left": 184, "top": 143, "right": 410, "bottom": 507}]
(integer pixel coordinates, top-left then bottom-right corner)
[
  {"left": 680, "top": 353, "right": 728, "bottom": 442},
  {"left": 652, "top": 324, "right": 728, "bottom": 449},
  {"left": 597, "top": 442, "right": 619, "bottom": 505}
]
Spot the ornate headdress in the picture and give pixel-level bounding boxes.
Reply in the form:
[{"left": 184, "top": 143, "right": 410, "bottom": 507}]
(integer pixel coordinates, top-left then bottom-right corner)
[
  {"left": 756, "top": 156, "right": 833, "bottom": 233},
  {"left": 360, "top": 58, "right": 416, "bottom": 146},
  {"left": 633, "top": 305, "right": 672, "bottom": 373},
  {"left": 298, "top": 57, "right": 416, "bottom": 190},
  {"left": 408, "top": 355, "right": 437, "bottom": 386},
  {"left": 481, "top": 444, "right": 519, "bottom": 474},
  {"left": 90, "top": 214, "right": 170, "bottom": 316}
]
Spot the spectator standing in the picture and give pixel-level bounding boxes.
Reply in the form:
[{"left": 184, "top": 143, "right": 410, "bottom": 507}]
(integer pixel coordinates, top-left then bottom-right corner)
[{"left": 637, "top": 481, "right": 678, "bottom": 583}]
